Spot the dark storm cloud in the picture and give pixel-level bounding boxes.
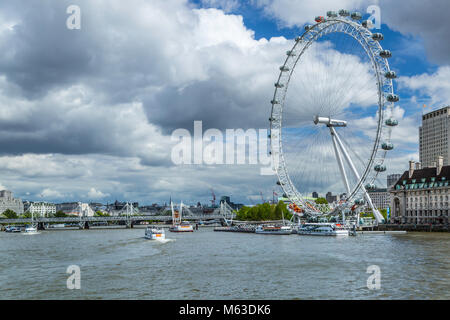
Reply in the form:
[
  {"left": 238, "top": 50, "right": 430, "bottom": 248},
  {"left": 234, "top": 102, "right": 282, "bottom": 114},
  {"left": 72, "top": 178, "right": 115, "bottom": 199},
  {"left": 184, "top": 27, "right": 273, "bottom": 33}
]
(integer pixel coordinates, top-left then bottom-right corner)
[
  {"left": 144, "top": 78, "right": 270, "bottom": 134},
  {"left": 0, "top": 1, "right": 100, "bottom": 98},
  {"left": 0, "top": 0, "right": 288, "bottom": 159},
  {"left": 380, "top": 0, "right": 450, "bottom": 66}
]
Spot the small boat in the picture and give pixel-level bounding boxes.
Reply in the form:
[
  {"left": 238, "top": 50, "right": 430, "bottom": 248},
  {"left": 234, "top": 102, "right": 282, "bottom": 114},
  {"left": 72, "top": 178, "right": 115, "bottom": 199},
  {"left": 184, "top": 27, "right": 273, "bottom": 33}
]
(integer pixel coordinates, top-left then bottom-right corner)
[
  {"left": 24, "top": 225, "right": 38, "bottom": 234},
  {"left": 23, "top": 210, "right": 39, "bottom": 234},
  {"left": 5, "top": 226, "right": 21, "bottom": 233},
  {"left": 145, "top": 227, "right": 166, "bottom": 240},
  {"left": 169, "top": 201, "right": 194, "bottom": 233},
  {"left": 297, "top": 223, "right": 349, "bottom": 236},
  {"left": 255, "top": 224, "right": 293, "bottom": 235}
]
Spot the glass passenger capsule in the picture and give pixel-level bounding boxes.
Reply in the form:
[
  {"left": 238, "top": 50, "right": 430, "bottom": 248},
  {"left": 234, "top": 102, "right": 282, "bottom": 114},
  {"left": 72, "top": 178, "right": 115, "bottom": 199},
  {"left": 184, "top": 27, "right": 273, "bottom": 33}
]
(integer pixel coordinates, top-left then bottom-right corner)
[
  {"left": 315, "top": 16, "right": 325, "bottom": 23},
  {"left": 286, "top": 50, "right": 296, "bottom": 56},
  {"left": 387, "top": 94, "right": 400, "bottom": 102},
  {"left": 385, "top": 118, "right": 399, "bottom": 126},
  {"left": 372, "top": 33, "right": 384, "bottom": 41},
  {"left": 385, "top": 71, "right": 397, "bottom": 79},
  {"left": 382, "top": 143, "right": 394, "bottom": 150},
  {"left": 355, "top": 199, "right": 365, "bottom": 205},
  {"left": 380, "top": 50, "right": 392, "bottom": 58},
  {"left": 362, "top": 20, "right": 373, "bottom": 28},
  {"left": 327, "top": 11, "right": 337, "bottom": 18},
  {"left": 351, "top": 12, "right": 362, "bottom": 20},
  {"left": 374, "top": 165, "right": 387, "bottom": 172},
  {"left": 339, "top": 9, "right": 350, "bottom": 17},
  {"left": 365, "top": 183, "right": 377, "bottom": 190}
]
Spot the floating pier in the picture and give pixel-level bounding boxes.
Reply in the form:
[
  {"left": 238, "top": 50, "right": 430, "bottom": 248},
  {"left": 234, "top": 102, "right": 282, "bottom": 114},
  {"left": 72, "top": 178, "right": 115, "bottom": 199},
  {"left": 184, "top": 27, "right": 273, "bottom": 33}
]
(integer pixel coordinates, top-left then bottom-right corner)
[{"left": 214, "top": 226, "right": 256, "bottom": 233}]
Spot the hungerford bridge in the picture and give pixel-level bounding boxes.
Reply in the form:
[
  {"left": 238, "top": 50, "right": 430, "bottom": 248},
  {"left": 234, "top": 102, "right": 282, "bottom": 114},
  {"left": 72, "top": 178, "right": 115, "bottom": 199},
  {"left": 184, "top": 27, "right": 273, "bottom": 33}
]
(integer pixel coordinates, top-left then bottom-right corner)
[{"left": 0, "top": 202, "right": 236, "bottom": 230}]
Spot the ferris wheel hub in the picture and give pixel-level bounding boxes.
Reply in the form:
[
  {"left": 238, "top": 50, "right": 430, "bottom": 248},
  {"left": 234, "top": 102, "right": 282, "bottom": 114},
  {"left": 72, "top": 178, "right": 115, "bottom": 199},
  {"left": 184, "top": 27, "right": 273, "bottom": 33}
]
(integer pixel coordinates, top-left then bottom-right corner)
[{"left": 313, "top": 115, "right": 347, "bottom": 127}]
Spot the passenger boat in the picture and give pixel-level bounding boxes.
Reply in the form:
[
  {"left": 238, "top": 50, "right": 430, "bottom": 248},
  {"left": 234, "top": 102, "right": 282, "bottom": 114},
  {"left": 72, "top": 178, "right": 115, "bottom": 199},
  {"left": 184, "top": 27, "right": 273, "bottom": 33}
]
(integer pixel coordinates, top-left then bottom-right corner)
[
  {"left": 297, "top": 223, "right": 349, "bottom": 236},
  {"left": 145, "top": 227, "right": 165, "bottom": 240},
  {"left": 5, "top": 226, "right": 21, "bottom": 233},
  {"left": 255, "top": 224, "right": 293, "bottom": 235},
  {"left": 169, "top": 201, "right": 194, "bottom": 233}
]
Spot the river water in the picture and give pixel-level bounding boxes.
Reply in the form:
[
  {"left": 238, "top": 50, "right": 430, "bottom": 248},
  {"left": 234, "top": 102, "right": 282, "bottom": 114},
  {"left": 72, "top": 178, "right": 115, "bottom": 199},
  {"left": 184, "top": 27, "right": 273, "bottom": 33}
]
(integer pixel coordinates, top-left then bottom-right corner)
[{"left": 0, "top": 227, "right": 449, "bottom": 299}]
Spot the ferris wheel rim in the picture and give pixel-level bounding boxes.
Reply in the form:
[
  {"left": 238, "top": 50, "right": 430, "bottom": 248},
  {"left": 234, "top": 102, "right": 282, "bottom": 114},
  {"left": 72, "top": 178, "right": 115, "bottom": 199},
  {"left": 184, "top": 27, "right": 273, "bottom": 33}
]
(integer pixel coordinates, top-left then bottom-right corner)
[{"left": 269, "top": 15, "right": 396, "bottom": 214}]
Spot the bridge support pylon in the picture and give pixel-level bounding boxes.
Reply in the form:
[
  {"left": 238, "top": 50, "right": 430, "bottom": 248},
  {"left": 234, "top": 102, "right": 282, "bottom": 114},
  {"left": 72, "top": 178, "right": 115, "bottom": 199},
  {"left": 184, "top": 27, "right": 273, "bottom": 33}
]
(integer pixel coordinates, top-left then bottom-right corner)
[{"left": 79, "top": 221, "right": 89, "bottom": 229}]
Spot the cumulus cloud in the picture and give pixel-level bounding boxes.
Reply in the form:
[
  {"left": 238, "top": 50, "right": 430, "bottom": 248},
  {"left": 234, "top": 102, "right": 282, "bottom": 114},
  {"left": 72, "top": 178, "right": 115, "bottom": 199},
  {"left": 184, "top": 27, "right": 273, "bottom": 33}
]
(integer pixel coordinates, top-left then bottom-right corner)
[
  {"left": 87, "top": 188, "right": 110, "bottom": 199},
  {"left": 254, "top": 0, "right": 450, "bottom": 65},
  {"left": 397, "top": 66, "right": 450, "bottom": 109}
]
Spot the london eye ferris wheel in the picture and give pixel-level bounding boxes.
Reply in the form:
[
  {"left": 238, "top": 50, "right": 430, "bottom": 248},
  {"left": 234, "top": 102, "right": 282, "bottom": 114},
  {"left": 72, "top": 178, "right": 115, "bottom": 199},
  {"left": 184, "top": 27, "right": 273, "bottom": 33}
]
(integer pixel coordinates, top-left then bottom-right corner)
[{"left": 269, "top": 10, "right": 399, "bottom": 223}]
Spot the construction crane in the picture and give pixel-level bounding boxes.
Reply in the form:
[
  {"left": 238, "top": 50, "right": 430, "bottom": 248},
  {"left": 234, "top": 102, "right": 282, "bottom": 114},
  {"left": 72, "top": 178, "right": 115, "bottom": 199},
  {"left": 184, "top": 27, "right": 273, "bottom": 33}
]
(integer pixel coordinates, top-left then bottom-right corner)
[
  {"left": 260, "top": 191, "right": 266, "bottom": 204},
  {"left": 210, "top": 188, "right": 216, "bottom": 207}
]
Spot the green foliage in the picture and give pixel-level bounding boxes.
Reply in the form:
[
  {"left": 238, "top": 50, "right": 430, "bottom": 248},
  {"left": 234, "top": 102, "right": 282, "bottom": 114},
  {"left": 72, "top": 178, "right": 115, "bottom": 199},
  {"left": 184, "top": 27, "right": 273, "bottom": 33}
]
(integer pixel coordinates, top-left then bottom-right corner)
[
  {"left": 55, "top": 210, "right": 68, "bottom": 218},
  {"left": 22, "top": 211, "right": 32, "bottom": 218},
  {"left": 236, "top": 201, "right": 292, "bottom": 221},
  {"left": 95, "top": 211, "right": 110, "bottom": 217},
  {"left": 2, "top": 209, "right": 18, "bottom": 219},
  {"left": 315, "top": 197, "right": 328, "bottom": 204},
  {"left": 361, "top": 209, "right": 388, "bottom": 220}
]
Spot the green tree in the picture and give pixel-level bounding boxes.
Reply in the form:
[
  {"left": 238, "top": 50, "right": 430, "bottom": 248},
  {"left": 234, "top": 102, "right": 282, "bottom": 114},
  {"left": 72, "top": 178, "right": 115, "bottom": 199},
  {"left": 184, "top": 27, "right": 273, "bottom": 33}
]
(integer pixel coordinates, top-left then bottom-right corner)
[
  {"left": 236, "top": 201, "right": 292, "bottom": 221},
  {"left": 315, "top": 197, "right": 328, "bottom": 205},
  {"left": 94, "top": 210, "right": 110, "bottom": 217},
  {"left": 22, "top": 211, "right": 32, "bottom": 218},
  {"left": 55, "top": 210, "right": 67, "bottom": 218},
  {"left": 2, "top": 209, "right": 18, "bottom": 219}
]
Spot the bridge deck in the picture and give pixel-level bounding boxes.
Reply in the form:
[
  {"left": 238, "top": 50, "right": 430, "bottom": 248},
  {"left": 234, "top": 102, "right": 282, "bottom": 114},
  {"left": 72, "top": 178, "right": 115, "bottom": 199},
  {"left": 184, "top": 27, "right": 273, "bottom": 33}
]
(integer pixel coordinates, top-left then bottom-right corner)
[{"left": 0, "top": 215, "right": 228, "bottom": 224}]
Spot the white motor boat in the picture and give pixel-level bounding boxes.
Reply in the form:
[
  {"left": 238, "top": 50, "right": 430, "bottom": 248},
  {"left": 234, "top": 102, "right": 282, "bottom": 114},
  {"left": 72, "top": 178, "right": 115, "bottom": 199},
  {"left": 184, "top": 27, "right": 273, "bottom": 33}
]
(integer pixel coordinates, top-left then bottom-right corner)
[
  {"left": 255, "top": 224, "right": 293, "bottom": 235},
  {"left": 24, "top": 225, "right": 38, "bottom": 234},
  {"left": 297, "top": 223, "right": 349, "bottom": 236},
  {"left": 145, "top": 227, "right": 165, "bottom": 240},
  {"left": 23, "top": 210, "right": 39, "bottom": 234}
]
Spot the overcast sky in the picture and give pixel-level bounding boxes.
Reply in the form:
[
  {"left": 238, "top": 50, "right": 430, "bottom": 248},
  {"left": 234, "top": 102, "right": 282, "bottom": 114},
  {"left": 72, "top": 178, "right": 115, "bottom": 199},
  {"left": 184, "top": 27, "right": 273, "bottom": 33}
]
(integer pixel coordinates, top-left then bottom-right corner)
[{"left": 0, "top": 0, "right": 449, "bottom": 205}]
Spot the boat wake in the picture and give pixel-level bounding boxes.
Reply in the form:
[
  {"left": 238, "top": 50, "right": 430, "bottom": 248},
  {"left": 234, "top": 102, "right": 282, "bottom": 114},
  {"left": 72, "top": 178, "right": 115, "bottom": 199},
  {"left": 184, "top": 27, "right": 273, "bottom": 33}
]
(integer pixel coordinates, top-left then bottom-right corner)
[{"left": 154, "top": 238, "right": 175, "bottom": 244}]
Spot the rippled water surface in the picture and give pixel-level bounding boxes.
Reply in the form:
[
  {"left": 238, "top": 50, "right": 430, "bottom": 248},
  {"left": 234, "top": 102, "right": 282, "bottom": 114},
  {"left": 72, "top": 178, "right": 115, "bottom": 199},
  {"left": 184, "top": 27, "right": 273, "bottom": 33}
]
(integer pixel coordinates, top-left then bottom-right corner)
[{"left": 1, "top": 228, "right": 449, "bottom": 299}]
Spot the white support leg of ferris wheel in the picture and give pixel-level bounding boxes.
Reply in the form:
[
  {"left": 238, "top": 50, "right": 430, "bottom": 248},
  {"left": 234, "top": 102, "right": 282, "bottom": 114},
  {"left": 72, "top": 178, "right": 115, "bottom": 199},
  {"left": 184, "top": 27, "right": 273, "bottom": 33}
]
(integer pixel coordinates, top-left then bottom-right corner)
[
  {"left": 330, "top": 126, "right": 384, "bottom": 224},
  {"left": 330, "top": 128, "right": 350, "bottom": 224}
]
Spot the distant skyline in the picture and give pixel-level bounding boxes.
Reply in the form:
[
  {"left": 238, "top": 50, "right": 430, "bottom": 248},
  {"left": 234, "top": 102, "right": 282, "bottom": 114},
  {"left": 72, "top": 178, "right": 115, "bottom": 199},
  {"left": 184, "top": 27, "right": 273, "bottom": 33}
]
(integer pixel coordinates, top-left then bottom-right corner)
[{"left": 0, "top": 0, "right": 449, "bottom": 205}]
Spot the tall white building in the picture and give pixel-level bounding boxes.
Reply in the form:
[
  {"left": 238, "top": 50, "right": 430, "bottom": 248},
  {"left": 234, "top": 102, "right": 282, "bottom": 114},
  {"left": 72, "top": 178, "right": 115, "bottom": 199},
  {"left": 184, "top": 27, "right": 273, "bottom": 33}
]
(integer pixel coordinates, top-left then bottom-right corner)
[{"left": 419, "top": 106, "right": 450, "bottom": 168}]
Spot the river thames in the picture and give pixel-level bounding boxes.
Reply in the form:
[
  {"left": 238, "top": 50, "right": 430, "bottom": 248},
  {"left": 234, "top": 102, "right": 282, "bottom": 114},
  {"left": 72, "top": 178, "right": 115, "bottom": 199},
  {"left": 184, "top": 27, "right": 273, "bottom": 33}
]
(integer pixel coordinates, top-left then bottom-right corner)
[{"left": 1, "top": 228, "right": 449, "bottom": 299}]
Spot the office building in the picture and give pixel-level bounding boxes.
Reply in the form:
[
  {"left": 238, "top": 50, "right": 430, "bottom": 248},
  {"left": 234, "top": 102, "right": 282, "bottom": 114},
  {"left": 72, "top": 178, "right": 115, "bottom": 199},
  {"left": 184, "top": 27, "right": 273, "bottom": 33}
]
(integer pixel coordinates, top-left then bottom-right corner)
[{"left": 419, "top": 106, "right": 450, "bottom": 167}]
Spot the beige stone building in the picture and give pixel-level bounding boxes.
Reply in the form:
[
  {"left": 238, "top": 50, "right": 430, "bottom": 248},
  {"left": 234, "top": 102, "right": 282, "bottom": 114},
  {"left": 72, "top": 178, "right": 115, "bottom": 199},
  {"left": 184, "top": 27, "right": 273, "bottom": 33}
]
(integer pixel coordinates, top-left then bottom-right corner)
[
  {"left": 419, "top": 106, "right": 450, "bottom": 167},
  {"left": 367, "top": 188, "right": 389, "bottom": 210},
  {"left": 0, "top": 190, "right": 24, "bottom": 215},
  {"left": 390, "top": 158, "right": 449, "bottom": 224}
]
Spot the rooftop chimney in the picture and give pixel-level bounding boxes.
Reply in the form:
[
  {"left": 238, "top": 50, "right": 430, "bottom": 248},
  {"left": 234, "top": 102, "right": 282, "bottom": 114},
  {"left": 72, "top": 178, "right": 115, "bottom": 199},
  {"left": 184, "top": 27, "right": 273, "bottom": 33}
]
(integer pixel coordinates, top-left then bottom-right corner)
[
  {"left": 409, "top": 160, "right": 415, "bottom": 178},
  {"left": 415, "top": 162, "right": 422, "bottom": 170},
  {"left": 437, "top": 156, "right": 444, "bottom": 175}
]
